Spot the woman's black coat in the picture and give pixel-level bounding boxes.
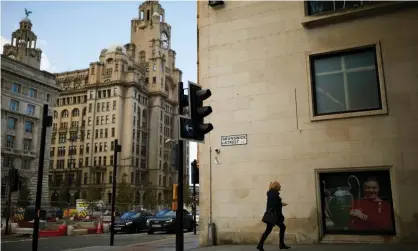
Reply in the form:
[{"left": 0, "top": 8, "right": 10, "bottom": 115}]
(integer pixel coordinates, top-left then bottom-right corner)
[{"left": 265, "top": 189, "right": 285, "bottom": 223}]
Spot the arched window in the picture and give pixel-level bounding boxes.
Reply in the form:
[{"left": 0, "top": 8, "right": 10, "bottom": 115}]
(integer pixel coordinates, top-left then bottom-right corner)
[
  {"left": 61, "top": 109, "right": 69, "bottom": 118},
  {"left": 72, "top": 108, "right": 80, "bottom": 117}
]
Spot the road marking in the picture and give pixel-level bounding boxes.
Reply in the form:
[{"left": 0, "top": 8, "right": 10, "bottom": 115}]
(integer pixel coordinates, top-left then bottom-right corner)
[
  {"left": 124, "top": 232, "right": 194, "bottom": 247},
  {"left": 2, "top": 236, "right": 56, "bottom": 243},
  {"left": 1, "top": 233, "right": 148, "bottom": 243},
  {"left": 124, "top": 236, "right": 175, "bottom": 247}
]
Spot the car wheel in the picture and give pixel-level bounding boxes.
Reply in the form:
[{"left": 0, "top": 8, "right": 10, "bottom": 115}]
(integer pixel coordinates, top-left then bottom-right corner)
[{"left": 147, "top": 230, "right": 154, "bottom": 235}]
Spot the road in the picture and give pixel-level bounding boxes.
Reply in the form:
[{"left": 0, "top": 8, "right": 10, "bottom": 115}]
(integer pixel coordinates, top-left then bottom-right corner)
[{"left": 1, "top": 232, "right": 180, "bottom": 251}]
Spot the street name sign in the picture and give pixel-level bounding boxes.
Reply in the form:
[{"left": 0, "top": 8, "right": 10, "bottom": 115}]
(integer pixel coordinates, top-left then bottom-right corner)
[{"left": 221, "top": 134, "right": 247, "bottom": 146}]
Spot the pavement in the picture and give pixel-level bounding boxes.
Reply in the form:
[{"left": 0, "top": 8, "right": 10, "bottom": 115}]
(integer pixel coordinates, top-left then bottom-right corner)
[
  {"left": 3, "top": 232, "right": 418, "bottom": 251},
  {"left": 190, "top": 244, "right": 418, "bottom": 251}
]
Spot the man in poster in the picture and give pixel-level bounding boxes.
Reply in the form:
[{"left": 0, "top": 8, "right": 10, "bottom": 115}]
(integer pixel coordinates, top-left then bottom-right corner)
[{"left": 349, "top": 177, "right": 393, "bottom": 231}]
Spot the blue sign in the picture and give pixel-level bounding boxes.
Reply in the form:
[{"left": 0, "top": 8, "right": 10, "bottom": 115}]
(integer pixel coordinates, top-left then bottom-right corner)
[{"left": 179, "top": 117, "right": 194, "bottom": 139}]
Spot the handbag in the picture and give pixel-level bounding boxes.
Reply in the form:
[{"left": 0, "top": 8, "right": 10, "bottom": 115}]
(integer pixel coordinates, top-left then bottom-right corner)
[{"left": 262, "top": 209, "right": 277, "bottom": 225}]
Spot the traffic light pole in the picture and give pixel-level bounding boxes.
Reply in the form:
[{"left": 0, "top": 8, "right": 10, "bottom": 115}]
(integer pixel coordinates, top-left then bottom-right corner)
[
  {"left": 192, "top": 180, "right": 197, "bottom": 235},
  {"left": 110, "top": 139, "right": 121, "bottom": 246},
  {"left": 176, "top": 82, "right": 185, "bottom": 251},
  {"left": 176, "top": 139, "right": 185, "bottom": 251},
  {"left": 32, "top": 104, "right": 52, "bottom": 251}
]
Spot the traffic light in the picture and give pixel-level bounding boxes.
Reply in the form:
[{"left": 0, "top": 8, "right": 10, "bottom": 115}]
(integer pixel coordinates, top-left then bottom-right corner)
[
  {"left": 191, "top": 159, "right": 199, "bottom": 184},
  {"left": 209, "top": 1, "right": 225, "bottom": 8},
  {"left": 189, "top": 82, "right": 213, "bottom": 141}
]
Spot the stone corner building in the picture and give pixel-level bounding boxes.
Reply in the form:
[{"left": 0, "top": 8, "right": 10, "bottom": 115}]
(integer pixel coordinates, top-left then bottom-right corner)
[
  {"left": 49, "top": 0, "right": 189, "bottom": 208},
  {"left": 1, "top": 16, "right": 61, "bottom": 210},
  {"left": 197, "top": 1, "right": 418, "bottom": 245}
]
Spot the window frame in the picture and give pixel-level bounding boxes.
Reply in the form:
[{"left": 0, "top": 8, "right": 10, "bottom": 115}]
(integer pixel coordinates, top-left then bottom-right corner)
[
  {"left": 7, "top": 117, "right": 18, "bottom": 130},
  {"left": 306, "top": 42, "right": 388, "bottom": 121},
  {"left": 24, "top": 120, "right": 34, "bottom": 133},
  {"left": 9, "top": 99, "right": 19, "bottom": 111},
  {"left": 301, "top": 1, "right": 412, "bottom": 28},
  {"left": 11, "top": 83, "right": 21, "bottom": 93},
  {"left": 27, "top": 104, "right": 36, "bottom": 115},
  {"left": 304, "top": 0, "right": 383, "bottom": 17},
  {"left": 28, "top": 87, "right": 38, "bottom": 99}
]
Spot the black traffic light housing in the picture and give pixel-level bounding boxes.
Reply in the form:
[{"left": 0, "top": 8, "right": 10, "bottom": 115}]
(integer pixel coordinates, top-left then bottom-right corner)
[
  {"left": 178, "top": 82, "right": 188, "bottom": 116},
  {"left": 191, "top": 159, "right": 199, "bottom": 184},
  {"left": 209, "top": 1, "right": 225, "bottom": 8},
  {"left": 189, "top": 82, "right": 213, "bottom": 142}
]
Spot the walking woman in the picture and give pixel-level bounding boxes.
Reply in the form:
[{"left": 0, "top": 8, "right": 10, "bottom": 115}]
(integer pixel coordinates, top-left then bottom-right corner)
[{"left": 257, "top": 181, "right": 290, "bottom": 250}]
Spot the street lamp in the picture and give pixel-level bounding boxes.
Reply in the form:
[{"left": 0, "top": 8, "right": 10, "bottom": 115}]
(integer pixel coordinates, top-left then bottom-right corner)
[
  {"left": 66, "top": 134, "right": 80, "bottom": 206},
  {"left": 165, "top": 138, "right": 176, "bottom": 144}
]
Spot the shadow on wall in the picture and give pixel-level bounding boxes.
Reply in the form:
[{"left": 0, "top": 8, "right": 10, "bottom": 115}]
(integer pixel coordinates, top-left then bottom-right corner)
[{"left": 214, "top": 208, "right": 319, "bottom": 245}]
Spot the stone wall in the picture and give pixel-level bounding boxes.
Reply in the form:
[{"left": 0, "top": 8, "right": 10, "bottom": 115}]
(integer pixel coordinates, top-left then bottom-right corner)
[{"left": 197, "top": 1, "right": 418, "bottom": 245}]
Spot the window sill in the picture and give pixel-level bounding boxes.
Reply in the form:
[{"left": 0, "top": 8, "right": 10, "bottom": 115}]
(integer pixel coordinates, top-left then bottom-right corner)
[
  {"left": 310, "top": 108, "right": 388, "bottom": 122},
  {"left": 302, "top": 1, "right": 417, "bottom": 29}
]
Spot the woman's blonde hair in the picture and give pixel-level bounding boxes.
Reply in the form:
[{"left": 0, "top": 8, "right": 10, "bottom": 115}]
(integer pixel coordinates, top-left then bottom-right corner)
[{"left": 269, "top": 181, "right": 281, "bottom": 191}]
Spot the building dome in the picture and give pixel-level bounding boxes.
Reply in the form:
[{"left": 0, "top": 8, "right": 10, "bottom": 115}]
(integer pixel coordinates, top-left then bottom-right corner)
[
  {"left": 20, "top": 17, "right": 31, "bottom": 23},
  {"left": 106, "top": 44, "right": 127, "bottom": 54}
]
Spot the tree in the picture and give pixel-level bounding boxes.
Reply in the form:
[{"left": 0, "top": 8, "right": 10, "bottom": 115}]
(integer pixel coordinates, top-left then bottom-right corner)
[
  {"left": 183, "top": 183, "right": 192, "bottom": 207},
  {"left": 142, "top": 186, "right": 158, "bottom": 210},
  {"left": 162, "top": 189, "right": 173, "bottom": 208},
  {"left": 84, "top": 186, "right": 102, "bottom": 214},
  {"left": 17, "top": 184, "right": 31, "bottom": 208},
  {"left": 116, "top": 174, "right": 135, "bottom": 212},
  {"left": 58, "top": 185, "right": 70, "bottom": 208}
]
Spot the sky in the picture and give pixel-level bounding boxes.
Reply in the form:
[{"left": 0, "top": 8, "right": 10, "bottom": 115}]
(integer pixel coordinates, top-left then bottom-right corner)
[{"left": 1, "top": 0, "right": 198, "bottom": 184}]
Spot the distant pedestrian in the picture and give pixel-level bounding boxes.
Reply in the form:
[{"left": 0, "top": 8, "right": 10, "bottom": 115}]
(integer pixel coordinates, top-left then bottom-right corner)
[{"left": 257, "top": 181, "right": 290, "bottom": 250}]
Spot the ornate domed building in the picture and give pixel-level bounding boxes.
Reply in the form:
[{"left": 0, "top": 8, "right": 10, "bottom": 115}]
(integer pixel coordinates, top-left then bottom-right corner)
[
  {"left": 1, "top": 12, "right": 61, "bottom": 211},
  {"left": 49, "top": 0, "right": 189, "bottom": 209}
]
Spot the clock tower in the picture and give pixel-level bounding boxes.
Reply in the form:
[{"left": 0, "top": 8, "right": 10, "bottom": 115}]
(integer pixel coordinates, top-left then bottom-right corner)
[
  {"left": 126, "top": 0, "right": 180, "bottom": 98},
  {"left": 124, "top": 1, "right": 187, "bottom": 202}
]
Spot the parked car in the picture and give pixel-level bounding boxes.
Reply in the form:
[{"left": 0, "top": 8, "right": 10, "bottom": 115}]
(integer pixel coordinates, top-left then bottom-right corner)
[
  {"left": 113, "top": 210, "right": 153, "bottom": 234},
  {"left": 146, "top": 209, "right": 193, "bottom": 234}
]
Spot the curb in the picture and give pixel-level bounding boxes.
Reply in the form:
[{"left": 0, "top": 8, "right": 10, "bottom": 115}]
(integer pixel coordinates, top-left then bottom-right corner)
[{"left": 68, "top": 223, "right": 109, "bottom": 236}]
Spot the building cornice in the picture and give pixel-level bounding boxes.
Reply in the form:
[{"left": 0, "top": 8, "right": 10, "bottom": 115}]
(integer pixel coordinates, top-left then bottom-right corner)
[{"left": 1, "top": 55, "right": 62, "bottom": 92}]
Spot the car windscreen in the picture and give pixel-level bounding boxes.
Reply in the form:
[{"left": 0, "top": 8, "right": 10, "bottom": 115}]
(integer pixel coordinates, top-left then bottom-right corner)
[
  {"left": 156, "top": 209, "right": 170, "bottom": 216},
  {"left": 120, "top": 212, "right": 137, "bottom": 220},
  {"left": 160, "top": 210, "right": 176, "bottom": 217}
]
